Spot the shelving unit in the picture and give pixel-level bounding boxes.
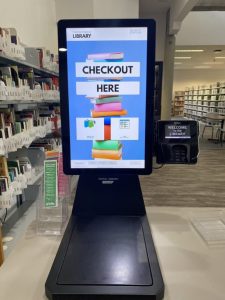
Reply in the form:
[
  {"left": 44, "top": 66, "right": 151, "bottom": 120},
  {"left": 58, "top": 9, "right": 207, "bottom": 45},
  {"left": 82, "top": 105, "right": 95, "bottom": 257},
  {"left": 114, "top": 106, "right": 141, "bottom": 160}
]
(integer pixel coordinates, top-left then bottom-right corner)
[
  {"left": 0, "top": 53, "right": 58, "bottom": 78},
  {"left": 183, "top": 82, "right": 225, "bottom": 121},
  {"left": 0, "top": 53, "right": 60, "bottom": 237},
  {"left": 172, "top": 91, "right": 185, "bottom": 117},
  {"left": 0, "top": 99, "right": 59, "bottom": 105}
]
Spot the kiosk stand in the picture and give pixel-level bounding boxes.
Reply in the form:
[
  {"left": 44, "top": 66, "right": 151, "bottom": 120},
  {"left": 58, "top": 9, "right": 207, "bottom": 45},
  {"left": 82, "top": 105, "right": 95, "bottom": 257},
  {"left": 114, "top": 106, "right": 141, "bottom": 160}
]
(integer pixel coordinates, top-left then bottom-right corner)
[
  {"left": 46, "top": 18, "right": 165, "bottom": 300},
  {"left": 46, "top": 175, "right": 164, "bottom": 299}
]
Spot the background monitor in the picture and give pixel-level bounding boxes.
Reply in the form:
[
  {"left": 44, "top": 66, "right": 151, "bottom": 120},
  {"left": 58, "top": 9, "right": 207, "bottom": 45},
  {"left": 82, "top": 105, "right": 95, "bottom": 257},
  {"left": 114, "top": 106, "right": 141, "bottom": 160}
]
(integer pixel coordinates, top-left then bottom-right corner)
[{"left": 58, "top": 19, "right": 156, "bottom": 175}]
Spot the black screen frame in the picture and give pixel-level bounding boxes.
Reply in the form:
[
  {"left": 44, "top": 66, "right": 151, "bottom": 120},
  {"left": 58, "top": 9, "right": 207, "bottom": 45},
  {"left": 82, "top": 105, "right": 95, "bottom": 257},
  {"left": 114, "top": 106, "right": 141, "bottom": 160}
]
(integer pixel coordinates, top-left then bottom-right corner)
[{"left": 58, "top": 19, "right": 156, "bottom": 175}]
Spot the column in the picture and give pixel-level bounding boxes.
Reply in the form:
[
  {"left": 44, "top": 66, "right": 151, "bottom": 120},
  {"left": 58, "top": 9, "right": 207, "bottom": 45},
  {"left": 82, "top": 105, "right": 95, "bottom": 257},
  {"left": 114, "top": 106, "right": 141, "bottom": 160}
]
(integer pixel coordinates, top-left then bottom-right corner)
[
  {"left": 161, "top": 33, "right": 176, "bottom": 120},
  {"left": 0, "top": 226, "right": 4, "bottom": 266}
]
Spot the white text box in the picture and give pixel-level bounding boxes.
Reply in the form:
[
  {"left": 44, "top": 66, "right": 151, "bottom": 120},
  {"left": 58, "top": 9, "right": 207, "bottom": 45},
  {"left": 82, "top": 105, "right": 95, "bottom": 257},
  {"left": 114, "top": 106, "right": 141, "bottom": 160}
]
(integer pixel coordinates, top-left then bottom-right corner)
[
  {"left": 76, "top": 81, "right": 140, "bottom": 96},
  {"left": 76, "top": 62, "right": 140, "bottom": 78}
]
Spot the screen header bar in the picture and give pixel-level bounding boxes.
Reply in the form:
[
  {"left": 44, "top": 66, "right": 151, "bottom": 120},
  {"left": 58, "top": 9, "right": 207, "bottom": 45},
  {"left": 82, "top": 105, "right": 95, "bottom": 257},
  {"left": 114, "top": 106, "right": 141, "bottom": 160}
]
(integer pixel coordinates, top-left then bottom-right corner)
[{"left": 66, "top": 27, "right": 147, "bottom": 41}]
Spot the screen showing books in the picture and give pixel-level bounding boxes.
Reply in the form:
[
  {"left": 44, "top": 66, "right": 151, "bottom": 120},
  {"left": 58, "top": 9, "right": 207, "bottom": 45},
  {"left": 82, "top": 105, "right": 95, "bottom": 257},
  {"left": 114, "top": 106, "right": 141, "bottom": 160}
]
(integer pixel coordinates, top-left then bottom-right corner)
[
  {"left": 165, "top": 124, "right": 191, "bottom": 139},
  {"left": 66, "top": 27, "right": 148, "bottom": 169}
]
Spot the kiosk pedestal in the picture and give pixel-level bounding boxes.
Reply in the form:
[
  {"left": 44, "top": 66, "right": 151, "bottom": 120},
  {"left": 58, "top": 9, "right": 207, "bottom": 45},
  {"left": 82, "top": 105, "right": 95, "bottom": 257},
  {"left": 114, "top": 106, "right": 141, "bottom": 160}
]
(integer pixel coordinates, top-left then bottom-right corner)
[{"left": 45, "top": 175, "right": 164, "bottom": 300}]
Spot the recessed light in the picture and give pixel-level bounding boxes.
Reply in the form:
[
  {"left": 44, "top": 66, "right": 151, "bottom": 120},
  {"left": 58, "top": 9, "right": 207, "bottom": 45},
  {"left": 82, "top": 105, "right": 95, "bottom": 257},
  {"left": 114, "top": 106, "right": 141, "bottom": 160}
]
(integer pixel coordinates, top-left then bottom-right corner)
[
  {"left": 215, "top": 57, "right": 225, "bottom": 59},
  {"left": 174, "top": 62, "right": 182, "bottom": 65},
  {"left": 175, "top": 49, "right": 204, "bottom": 53},
  {"left": 203, "top": 62, "right": 224, "bottom": 65},
  {"left": 174, "top": 56, "right": 192, "bottom": 59},
  {"left": 194, "top": 66, "right": 212, "bottom": 69},
  {"left": 59, "top": 48, "right": 67, "bottom": 52}
]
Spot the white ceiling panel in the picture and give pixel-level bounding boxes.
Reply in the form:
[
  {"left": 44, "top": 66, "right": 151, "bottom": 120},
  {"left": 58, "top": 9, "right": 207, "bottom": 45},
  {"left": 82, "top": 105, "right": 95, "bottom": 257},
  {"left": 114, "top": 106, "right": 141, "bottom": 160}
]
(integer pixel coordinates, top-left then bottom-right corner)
[{"left": 175, "top": 45, "right": 225, "bottom": 70}]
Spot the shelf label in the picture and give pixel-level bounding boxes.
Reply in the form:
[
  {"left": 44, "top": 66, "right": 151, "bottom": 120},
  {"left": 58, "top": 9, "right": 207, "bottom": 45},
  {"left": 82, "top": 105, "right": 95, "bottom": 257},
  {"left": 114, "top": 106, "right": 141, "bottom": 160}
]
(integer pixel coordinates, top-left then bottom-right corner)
[{"left": 44, "top": 160, "right": 58, "bottom": 208}]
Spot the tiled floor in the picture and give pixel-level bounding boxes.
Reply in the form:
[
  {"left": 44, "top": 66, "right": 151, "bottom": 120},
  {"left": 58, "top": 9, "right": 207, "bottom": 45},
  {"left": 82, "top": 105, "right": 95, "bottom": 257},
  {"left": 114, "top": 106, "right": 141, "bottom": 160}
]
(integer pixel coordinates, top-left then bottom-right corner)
[{"left": 141, "top": 125, "right": 225, "bottom": 207}]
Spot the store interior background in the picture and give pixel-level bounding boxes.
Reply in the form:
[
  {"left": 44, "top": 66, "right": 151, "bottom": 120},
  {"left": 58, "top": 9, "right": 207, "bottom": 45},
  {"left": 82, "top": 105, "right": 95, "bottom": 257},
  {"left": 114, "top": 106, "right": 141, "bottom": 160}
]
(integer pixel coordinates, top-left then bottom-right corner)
[{"left": 0, "top": 0, "right": 225, "bottom": 257}]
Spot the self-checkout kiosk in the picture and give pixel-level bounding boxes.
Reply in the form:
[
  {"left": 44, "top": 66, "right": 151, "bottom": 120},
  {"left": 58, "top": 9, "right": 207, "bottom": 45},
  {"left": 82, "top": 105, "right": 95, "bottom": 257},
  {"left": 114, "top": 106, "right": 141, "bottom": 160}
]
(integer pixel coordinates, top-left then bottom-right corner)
[{"left": 45, "top": 19, "right": 199, "bottom": 300}]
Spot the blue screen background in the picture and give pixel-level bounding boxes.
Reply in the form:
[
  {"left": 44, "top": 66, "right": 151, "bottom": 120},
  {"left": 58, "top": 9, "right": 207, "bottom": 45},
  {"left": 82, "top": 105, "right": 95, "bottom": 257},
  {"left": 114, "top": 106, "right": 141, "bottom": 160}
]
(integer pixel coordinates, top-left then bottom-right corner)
[{"left": 66, "top": 39, "right": 148, "bottom": 161}]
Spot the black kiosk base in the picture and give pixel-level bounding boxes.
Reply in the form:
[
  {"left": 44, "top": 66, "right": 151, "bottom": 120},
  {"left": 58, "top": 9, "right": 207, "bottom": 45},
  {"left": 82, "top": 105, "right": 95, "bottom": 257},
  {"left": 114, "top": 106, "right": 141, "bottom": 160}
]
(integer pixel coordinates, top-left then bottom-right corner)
[{"left": 45, "top": 175, "right": 164, "bottom": 300}]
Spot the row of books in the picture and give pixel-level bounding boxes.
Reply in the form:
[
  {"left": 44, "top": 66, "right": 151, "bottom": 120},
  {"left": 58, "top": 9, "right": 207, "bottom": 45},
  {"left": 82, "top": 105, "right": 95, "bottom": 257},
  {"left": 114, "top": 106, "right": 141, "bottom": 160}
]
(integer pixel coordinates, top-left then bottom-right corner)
[
  {"left": 0, "top": 27, "right": 58, "bottom": 72},
  {"left": 30, "top": 137, "right": 61, "bottom": 152},
  {"left": 0, "top": 104, "right": 60, "bottom": 138},
  {"left": 0, "top": 86, "right": 59, "bottom": 102},
  {"left": 0, "top": 107, "right": 46, "bottom": 139},
  {"left": 0, "top": 155, "right": 32, "bottom": 196},
  {"left": 0, "top": 66, "right": 59, "bottom": 101},
  {"left": 0, "top": 27, "right": 25, "bottom": 60}
]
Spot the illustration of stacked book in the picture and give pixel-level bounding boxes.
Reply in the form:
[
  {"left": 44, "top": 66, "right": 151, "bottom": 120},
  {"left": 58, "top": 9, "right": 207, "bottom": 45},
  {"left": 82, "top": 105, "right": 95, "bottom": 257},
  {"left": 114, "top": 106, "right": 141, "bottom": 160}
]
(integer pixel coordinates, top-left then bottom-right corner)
[{"left": 86, "top": 52, "right": 127, "bottom": 160}]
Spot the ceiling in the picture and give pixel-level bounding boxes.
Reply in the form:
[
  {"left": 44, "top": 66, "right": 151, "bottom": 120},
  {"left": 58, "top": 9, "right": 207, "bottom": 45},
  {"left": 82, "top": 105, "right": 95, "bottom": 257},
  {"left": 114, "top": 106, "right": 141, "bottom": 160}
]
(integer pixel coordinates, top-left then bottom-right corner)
[
  {"left": 174, "top": 45, "right": 225, "bottom": 70},
  {"left": 139, "top": 0, "right": 225, "bottom": 17},
  {"left": 197, "top": 0, "right": 225, "bottom": 6},
  {"left": 139, "top": 0, "right": 172, "bottom": 15},
  {"left": 139, "top": 1, "right": 225, "bottom": 70}
]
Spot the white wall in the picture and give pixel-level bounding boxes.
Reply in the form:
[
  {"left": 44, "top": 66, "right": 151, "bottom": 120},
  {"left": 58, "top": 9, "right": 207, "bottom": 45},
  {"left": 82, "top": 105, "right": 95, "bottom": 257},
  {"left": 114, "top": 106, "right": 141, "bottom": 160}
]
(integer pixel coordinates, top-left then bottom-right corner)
[
  {"left": 55, "top": 0, "right": 139, "bottom": 20},
  {"left": 173, "top": 69, "right": 225, "bottom": 91},
  {"left": 0, "top": 0, "right": 57, "bottom": 53},
  {"left": 55, "top": 0, "right": 94, "bottom": 20},
  {"left": 93, "top": 0, "right": 138, "bottom": 19},
  {"left": 176, "top": 11, "right": 225, "bottom": 45},
  {"left": 55, "top": 0, "right": 165, "bottom": 60}
]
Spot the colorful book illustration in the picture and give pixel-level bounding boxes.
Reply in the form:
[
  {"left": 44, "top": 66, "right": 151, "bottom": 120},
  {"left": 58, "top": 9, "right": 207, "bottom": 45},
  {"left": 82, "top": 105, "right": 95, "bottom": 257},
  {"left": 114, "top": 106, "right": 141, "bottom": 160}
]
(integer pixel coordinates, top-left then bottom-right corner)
[
  {"left": 93, "top": 140, "right": 121, "bottom": 151},
  {"left": 92, "top": 148, "right": 122, "bottom": 160},
  {"left": 91, "top": 109, "right": 127, "bottom": 118},
  {"left": 90, "top": 96, "right": 122, "bottom": 104},
  {"left": 104, "top": 125, "right": 111, "bottom": 140},
  {"left": 83, "top": 52, "right": 127, "bottom": 160},
  {"left": 86, "top": 95, "right": 117, "bottom": 99},
  {"left": 104, "top": 117, "right": 111, "bottom": 125},
  {"left": 94, "top": 102, "right": 122, "bottom": 112}
]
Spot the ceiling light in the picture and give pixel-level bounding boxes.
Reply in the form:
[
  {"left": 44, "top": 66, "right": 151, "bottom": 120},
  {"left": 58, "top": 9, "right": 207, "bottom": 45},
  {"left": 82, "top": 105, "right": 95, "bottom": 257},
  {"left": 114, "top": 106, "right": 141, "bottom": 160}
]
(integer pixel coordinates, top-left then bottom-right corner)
[
  {"left": 175, "top": 49, "right": 204, "bottom": 53},
  {"left": 215, "top": 57, "right": 225, "bottom": 59},
  {"left": 194, "top": 66, "right": 212, "bottom": 69},
  {"left": 203, "top": 62, "right": 224, "bottom": 65},
  {"left": 175, "top": 56, "right": 192, "bottom": 59},
  {"left": 174, "top": 62, "right": 182, "bottom": 65}
]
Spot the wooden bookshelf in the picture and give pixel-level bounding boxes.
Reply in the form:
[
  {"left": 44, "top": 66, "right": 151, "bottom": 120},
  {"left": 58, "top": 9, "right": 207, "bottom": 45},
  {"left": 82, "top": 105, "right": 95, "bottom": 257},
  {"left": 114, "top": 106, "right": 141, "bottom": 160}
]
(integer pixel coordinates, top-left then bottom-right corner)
[
  {"left": 183, "top": 82, "right": 225, "bottom": 121},
  {"left": 173, "top": 91, "right": 185, "bottom": 116}
]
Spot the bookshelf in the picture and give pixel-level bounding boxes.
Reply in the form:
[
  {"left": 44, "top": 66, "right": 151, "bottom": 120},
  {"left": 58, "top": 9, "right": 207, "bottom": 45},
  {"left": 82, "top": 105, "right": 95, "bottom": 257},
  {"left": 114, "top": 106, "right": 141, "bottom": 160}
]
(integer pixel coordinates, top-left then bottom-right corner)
[
  {"left": 183, "top": 82, "right": 225, "bottom": 121},
  {"left": 0, "top": 52, "right": 60, "bottom": 239},
  {"left": 0, "top": 53, "right": 59, "bottom": 78},
  {"left": 173, "top": 91, "right": 185, "bottom": 117}
]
